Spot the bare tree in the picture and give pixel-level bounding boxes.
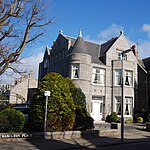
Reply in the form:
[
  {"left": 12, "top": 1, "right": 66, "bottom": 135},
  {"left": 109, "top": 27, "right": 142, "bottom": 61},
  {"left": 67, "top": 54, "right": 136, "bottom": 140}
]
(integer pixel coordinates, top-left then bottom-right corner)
[{"left": 0, "top": 0, "right": 53, "bottom": 75}]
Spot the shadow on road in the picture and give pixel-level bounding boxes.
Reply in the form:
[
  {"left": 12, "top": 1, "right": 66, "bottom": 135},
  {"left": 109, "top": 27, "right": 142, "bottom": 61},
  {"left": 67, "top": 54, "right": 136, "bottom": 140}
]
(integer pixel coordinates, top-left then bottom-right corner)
[{"left": 25, "top": 129, "right": 150, "bottom": 150}]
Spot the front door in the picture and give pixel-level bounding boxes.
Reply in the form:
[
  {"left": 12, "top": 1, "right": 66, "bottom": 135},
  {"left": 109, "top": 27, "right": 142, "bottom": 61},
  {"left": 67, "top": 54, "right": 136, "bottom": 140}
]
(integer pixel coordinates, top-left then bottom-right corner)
[{"left": 91, "top": 100, "right": 103, "bottom": 121}]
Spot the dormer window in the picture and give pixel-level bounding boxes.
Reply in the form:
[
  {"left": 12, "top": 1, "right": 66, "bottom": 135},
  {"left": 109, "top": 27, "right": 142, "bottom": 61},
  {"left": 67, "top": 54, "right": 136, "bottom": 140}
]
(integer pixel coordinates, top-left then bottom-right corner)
[{"left": 71, "top": 64, "right": 79, "bottom": 79}]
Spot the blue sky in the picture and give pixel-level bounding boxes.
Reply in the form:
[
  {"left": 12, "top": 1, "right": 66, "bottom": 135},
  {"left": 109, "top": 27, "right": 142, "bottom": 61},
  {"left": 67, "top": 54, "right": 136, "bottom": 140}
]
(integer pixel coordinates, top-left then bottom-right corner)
[
  {"left": 30, "top": 0, "right": 150, "bottom": 57},
  {"left": 50, "top": 0, "right": 149, "bottom": 41},
  {"left": 1, "top": 0, "right": 150, "bottom": 83}
]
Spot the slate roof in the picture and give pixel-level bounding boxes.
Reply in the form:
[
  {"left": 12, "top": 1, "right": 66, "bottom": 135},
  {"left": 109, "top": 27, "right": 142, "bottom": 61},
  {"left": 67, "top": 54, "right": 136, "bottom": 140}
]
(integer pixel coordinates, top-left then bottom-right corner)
[
  {"left": 70, "top": 35, "right": 89, "bottom": 55},
  {"left": 138, "top": 59, "right": 146, "bottom": 69},
  {"left": 65, "top": 35, "right": 104, "bottom": 65},
  {"left": 100, "top": 37, "right": 118, "bottom": 56},
  {"left": 143, "top": 57, "right": 150, "bottom": 71},
  {"left": 84, "top": 41, "right": 101, "bottom": 64}
]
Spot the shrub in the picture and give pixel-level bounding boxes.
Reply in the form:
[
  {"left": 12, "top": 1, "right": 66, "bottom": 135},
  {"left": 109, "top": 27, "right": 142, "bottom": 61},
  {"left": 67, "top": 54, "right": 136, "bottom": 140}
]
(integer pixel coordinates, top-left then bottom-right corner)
[
  {"left": 134, "top": 113, "right": 143, "bottom": 122},
  {"left": 137, "top": 117, "right": 143, "bottom": 123},
  {"left": 0, "top": 108, "right": 25, "bottom": 132},
  {"left": 147, "top": 114, "right": 150, "bottom": 122},
  {"left": 105, "top": 115, "right": 111, "bottom": 123},
  {"left": 105, "top": 112, "right": 119, "bottom": 123},
  {"left": 125, "top": 118, "right": 133, "bottom": 123},
  {"left": 71, "top": 88, "right": 86, "bottom": 108},
  {"left": 117, "top": 118, "right": 121, "bottom": 123},
  {"left": 29, "top": 72, "right": 76, "bottom": 132},
  {"left": 66, "top": 78, "right": 86, "bottom": 109},
  {"left": 73, "top": 106, "right": 94, "bottom": 130},
  {"left": 66, "top": 78, "right": 93, "bottom": 130},
  {"left": 135, "top": 113, "right": 142, "bottom": 119},
  {"left": 110, "top": 112, "right": 119, "bottom": 123}
]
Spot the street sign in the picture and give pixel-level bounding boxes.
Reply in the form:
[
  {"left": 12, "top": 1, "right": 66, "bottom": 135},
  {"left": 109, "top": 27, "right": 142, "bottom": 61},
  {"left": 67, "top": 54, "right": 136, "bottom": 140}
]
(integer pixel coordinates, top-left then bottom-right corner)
[{"left": 44, "top": 91, "right": 51, "bottom": 96}]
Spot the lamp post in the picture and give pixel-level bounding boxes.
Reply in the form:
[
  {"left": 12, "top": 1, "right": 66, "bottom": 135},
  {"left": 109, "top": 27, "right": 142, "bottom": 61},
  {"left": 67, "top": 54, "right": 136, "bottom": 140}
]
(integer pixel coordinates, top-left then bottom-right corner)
[
  {"left": 44, "top": 91, "right": 51, "bottom": 138},
  {"left": 121, "top": 48, "right": 132, "bottom": 143}
]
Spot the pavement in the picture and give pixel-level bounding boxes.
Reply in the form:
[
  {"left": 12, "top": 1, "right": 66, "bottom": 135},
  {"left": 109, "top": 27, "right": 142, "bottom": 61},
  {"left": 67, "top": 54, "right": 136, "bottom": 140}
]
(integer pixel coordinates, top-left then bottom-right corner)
[{"left": 0, "top": 123, "right": 150, "bottom": 150}]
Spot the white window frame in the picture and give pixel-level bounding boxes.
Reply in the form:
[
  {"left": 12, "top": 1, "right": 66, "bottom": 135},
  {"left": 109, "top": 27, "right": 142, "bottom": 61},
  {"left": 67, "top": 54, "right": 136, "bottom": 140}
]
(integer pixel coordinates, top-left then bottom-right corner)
[
  {"left": 115, "top": 97, "right": 121, "bottom": 115},
  {"left": 115, "top": 69, "right": 122, "bottom": 86},
  {"left": 92, "top": 68, "right": 105, "bottom": 85},
  {"left": 117, "top": 52, "right": 122, "bottom": 60},
  {"left": 117, "top": 51, "right": 127, "bottom": 60},
  {"left": 115, "top": 96, "right": 133, "bottom": 116},
  {"left": 71, "top": 64, "right": 79, "bottom": 79},
  {"left": 125, "top": 70, "right": 133, "bottom": 87},
  {"left": 123, "top": 54, "right": 127, "bottom": 60},
  {"left": 124, "top": 97, "right": 133, "bottom": 116}
]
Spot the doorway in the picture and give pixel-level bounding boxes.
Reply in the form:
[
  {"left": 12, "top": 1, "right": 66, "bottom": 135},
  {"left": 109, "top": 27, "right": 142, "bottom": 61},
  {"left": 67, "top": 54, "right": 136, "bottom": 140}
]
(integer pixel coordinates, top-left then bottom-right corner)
[{"left": 91, "top": 99, "right": 103, "bottom": 121}]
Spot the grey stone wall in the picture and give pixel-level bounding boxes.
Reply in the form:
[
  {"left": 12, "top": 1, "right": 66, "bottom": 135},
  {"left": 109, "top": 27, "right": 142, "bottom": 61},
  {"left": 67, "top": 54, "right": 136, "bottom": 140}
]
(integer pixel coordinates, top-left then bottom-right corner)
[{"left": 9, "top": 75, "right": 38, "bottom": 104}]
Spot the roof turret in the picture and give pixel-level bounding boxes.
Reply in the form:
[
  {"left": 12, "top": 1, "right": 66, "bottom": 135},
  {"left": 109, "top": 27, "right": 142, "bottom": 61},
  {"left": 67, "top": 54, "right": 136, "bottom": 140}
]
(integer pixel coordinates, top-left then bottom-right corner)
[{"left": 70, "top": 31, "right": 89, "bottom": 55}]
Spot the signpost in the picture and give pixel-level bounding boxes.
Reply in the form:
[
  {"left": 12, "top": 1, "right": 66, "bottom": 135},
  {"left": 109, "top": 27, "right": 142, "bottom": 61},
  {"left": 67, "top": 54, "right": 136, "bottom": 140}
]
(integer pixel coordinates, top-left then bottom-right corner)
[
  {"left": 44, "top": 91, "right": 51, "bottom": 138},
  {"left": 121, "top": 48, "right": 132, "bottom": 142}
]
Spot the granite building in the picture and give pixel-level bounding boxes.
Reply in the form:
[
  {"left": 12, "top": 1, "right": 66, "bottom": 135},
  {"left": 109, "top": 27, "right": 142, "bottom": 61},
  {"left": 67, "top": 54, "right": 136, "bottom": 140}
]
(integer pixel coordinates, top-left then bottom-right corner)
[{"left": 39, "top": 30, "right": 138, "bottom": 121}]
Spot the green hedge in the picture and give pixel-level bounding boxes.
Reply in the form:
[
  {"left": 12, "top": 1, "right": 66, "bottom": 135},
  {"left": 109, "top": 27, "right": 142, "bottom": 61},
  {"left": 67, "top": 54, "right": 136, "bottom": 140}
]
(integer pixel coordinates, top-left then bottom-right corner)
[
  {"left": 73, "top": 106, "right": 94, "bottom": 130},
  {"left": 105, "top": 112, "right": 120, "bottom": 123},
  {"left": 0, "top": 108, "right": 25, "bottom": 132}
]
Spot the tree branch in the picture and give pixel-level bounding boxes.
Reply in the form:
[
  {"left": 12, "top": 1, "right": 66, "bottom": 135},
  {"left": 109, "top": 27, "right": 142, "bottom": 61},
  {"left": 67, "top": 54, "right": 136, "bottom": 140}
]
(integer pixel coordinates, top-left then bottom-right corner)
[{"left": 0, "top": 0, "right": 53, "bottom": 76}]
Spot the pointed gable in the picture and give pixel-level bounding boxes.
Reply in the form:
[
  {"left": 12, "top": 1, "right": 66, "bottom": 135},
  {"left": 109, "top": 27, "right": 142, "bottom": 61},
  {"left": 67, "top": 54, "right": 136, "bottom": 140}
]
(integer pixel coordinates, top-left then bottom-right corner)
[{"left": 43, "top": 46, "right": 51, "bottom": 59}]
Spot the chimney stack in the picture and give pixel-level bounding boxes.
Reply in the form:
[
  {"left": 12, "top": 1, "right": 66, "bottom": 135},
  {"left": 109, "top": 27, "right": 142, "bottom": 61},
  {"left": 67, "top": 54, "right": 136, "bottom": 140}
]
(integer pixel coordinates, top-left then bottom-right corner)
[{"left": 132, "top": 45, "right": 138, "bottom": 60}]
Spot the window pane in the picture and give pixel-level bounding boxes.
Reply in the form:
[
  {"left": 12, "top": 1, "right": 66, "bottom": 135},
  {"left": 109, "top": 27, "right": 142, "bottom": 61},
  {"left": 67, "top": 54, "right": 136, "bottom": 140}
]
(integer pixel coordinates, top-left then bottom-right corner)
[
  {"left": 125, "top": 97, "right": 133, "bottom": 115},
  {"left": 125, "top": 71, "right": 133, "bottom": 86},
  {"left": 117, "top": 52, "right": 121, "bottom": 60},
  {"left": 92, "top": 68, "right": 105, "bottom": 85},
  {"left": 100, "top": 103, "right": 103, "bottom": 113},
  {"left": 115, "top": 70, "right": 121, "bottom": 85},
  {"left": 72, "top": 64, "right": 79, "bottom": 79},
  {"left": 115, "top": 97, "right": 121, "bottom": 115}
]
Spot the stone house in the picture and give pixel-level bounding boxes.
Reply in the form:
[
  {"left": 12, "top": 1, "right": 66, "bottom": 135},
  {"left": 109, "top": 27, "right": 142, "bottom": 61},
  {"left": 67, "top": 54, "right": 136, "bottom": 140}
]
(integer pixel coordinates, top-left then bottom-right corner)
[
  {"left": 39, "top": 30, "right": 138, "bottom": 121},
  {"left": 9, "top": 71, "right": 38, "bottom": 104}
]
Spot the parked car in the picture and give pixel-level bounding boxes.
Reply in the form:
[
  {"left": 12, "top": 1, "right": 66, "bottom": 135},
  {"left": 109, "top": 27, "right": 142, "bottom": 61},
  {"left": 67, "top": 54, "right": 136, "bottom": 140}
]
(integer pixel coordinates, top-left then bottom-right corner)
[{"left": 15, "top": 103, "right": 30, "bottom": 125}]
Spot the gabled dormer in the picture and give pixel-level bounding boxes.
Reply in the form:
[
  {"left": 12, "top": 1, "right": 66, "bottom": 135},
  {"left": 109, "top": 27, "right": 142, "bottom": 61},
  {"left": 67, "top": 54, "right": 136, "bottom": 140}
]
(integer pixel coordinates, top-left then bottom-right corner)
[
  {"left": 51, "top": 30, "right": 69, "bottom": 53},
  {"left": 100, "top": 31, "right": 135, "bottom": 66}
]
